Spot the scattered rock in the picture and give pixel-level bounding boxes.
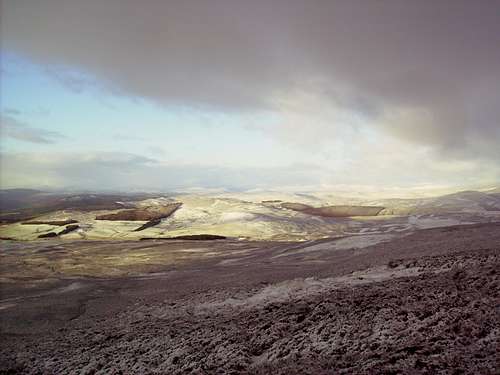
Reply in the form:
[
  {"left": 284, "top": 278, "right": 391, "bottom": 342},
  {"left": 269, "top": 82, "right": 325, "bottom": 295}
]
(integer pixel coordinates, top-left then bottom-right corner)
[{"left": 388, "top": 260, "right": 399, "bottom": 268}]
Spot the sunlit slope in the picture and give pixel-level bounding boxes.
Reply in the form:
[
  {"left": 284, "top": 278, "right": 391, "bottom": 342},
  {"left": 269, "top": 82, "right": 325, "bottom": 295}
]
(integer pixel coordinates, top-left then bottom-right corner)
[
  {"left": 0, "top": 195, "right": 345, "bottom": 241},
  {"left": 0, "top": 189, "right": 499, "bottom": 241}
]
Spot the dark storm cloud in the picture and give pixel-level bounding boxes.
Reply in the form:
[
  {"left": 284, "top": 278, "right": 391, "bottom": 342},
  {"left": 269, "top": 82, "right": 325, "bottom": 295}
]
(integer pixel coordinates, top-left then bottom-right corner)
[
  {"left": 2, "top": 0, "right": 499, "bottom": 158},
  {"left": 0, "top": 115, "right": 65, "bottom": 144}
]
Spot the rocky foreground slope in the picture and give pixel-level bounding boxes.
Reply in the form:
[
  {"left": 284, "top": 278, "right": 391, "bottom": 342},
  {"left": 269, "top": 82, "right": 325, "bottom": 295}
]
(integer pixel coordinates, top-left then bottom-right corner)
[{"left": 0, "top": 223, "right": 498, "bottom": 374}]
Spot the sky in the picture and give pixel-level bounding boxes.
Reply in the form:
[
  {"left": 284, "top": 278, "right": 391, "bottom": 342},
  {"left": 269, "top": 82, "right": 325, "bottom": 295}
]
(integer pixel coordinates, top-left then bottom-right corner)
[{"left": 1, "top": 0, "right": 499, "bottom": 192}]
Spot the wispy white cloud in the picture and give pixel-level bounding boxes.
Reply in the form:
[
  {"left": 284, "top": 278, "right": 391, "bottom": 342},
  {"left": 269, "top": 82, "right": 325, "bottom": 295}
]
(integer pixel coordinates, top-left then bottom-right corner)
[
  {"left": 0, "top": 115, "right": 65, "bottom": 144},
  {"left": 0, "top": 152, "right": 327, "bottom": 191}
]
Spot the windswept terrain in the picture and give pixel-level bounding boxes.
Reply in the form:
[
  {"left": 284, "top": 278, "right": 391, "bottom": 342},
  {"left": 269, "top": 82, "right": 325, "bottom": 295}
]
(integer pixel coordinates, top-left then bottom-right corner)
[
  {"left": 0, "top": 222, "right": 499, "bottom": 374},
  {"left": 0, "top": 188, "right": 499, "bottom": 373}
]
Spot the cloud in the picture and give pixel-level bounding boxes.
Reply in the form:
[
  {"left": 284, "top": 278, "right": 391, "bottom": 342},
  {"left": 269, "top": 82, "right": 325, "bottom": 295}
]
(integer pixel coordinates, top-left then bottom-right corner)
[
  {"left": 1, "top": 150, "right": 498, "bottom": 192},
  {"left": 1, "top": 0, "right": 499, "bottom": 185},
  {"left": 1, "top": 107, "right": 51, "bottom": 117},
  {"left": 2, "top": 108, "right": 22, "bottom": 116},
  {"left": 0, "top": 151, "right": 328, "bottom": 191},
  {"left": 0, "top": 115, "right": 65, "bottom": 144}
]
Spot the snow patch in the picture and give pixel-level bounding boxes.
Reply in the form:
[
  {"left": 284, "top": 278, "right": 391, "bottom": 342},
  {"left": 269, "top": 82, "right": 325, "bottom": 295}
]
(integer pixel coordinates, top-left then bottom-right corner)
[{"left": 219, "top": 212, "right": 256, "bottom": 223}]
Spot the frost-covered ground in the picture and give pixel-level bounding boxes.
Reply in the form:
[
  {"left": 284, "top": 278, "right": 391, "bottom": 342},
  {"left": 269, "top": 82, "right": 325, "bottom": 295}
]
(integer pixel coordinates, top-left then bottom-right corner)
[
  {"left": 1, "top": 222, "right": 499, "bottom": 374},
  {"left": 1, "top": 189, "right": 499, "bottom": 241}
]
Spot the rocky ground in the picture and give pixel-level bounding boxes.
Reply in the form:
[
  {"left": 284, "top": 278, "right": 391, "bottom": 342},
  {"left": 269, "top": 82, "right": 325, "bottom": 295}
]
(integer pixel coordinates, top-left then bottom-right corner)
[{"left": 0, "top": 223, "right": 499, "bottom": 374}]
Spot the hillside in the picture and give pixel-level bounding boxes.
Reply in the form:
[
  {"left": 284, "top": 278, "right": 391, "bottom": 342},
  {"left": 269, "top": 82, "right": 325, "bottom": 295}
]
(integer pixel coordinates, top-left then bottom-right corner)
[{"left": 1, "top": 189, "right": 499, "bottom": 241}]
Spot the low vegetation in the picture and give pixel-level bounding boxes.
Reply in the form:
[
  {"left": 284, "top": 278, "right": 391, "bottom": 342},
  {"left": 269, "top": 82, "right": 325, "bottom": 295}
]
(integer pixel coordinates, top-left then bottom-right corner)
[
  {"left": 95, "top": 203, "right": 182, "bottom": 221},
  {"left": 22, "top": 219, "right": 78, "bottom": 226},
  {"left": 281, "top": 202, "right": 385, "bottom": 217},
  {"left": 140, "top": 234, "right": 227, "bottom": 241}
]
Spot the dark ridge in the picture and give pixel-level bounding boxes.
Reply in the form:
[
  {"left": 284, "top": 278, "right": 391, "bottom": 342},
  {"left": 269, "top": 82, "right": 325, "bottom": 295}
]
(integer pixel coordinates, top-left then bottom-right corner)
[
  {"left": 0, "top": 192, "right": 161, "bottom": 223},
  {"left": 38, "top": 232, "right": 58, "bottom": 238},
  {"left": 133, "top": 218, "right": 162, "bottom": 232},
  {"left": 22, "top": 219, "right": 78, "bottom": 226},
  {"left": 140, "top": 234, "right": 227, "bottom": 241},
  {"left": 0, "top": 188, "right": 43, "bottom": 210},
  {"left": 261, "top": 200, "right": 283, "bottom": 203},
  {"left": 58, "top": 225, "right": 80, "bottom": 236}
]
